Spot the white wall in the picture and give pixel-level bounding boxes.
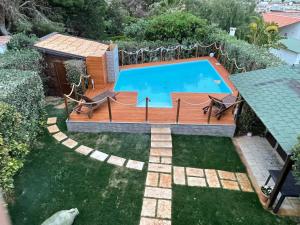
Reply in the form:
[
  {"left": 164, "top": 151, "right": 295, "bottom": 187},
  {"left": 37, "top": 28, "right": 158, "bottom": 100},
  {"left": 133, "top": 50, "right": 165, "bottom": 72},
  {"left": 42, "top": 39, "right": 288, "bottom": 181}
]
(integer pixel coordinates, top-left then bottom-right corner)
[
  {"left": 270, "top": 48, "right": 300, "bottom": 65},
  {"left": 280, "top": 22, "right": 300, "bottom": 39},
  {"left": 0, "top": 44, "right": 7, "bottom": 54}
]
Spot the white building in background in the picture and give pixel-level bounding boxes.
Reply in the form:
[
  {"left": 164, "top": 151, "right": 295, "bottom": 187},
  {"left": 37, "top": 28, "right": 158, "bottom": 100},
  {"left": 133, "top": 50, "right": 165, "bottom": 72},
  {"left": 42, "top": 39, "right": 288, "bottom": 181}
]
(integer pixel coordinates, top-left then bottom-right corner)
[
  {"left": 263, "top": 12, "right": 300, "bottom": 64},
  {"left": 0, "top": 36, "right": 10, "bottom": 54}
]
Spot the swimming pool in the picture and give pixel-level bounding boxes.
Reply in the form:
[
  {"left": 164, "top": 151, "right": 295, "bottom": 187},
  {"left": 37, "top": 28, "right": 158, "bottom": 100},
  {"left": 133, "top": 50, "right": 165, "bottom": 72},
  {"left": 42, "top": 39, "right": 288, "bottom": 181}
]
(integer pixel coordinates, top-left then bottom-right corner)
[{"left": 114, "top": 60, "right": 232, "bottom": 108}]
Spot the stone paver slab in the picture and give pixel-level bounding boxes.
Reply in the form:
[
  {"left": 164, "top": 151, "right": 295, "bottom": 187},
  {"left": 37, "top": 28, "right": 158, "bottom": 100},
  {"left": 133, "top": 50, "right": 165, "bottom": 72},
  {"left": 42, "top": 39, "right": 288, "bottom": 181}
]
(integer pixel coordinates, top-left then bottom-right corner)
[
  {"left": 151, "top": 141, "right": 172, "bottom": 149},
  {"left": 159, "top": 173, "right": 172, "bottom": 188},
  {"left": 52, "top": 132, "right": 67, "bottom": 142},
  {"left": 126, "top": 160, "right": 144, "bottom": 171},
  {"left": 151, "top": 127, "right": 171, "bottom": 135},
  {"left": 218, "top": 170, "right": 236, "bottom": 181},
  {"left": 205, "top": 169, "right": 220, "bottom": 188},
  {"left": 239, "top": 181, "right": 254, "bottom": 192},
  {"left": 151, "top": 134, "right": 172, "bottom": 142},
  {"left": 187, "top": 177, "right": 207, "bottom": 187},
  {"left": 75, "top": 145, "right": 93, "bottom": 155},
  {"left": 186, "top": 167, "right": 204, "bottom": 177},
  {"left": 173, "top": 166, "right": 186, "bottom": 185},
  {"left": 146, "top": 172, "right": 159, "bottom": 187},
  {"left": 235, "top": 173, "right": 250, "bottom": 183},
  {"left": 236, "top": 173, "right": 253, "bottom": 192},
  {"left": 148, "top": 163, "right": 172, "bottom": 173},
  {"left": 150, "top": 149, "right": 172, "bottom": 157},
  {"left": 62, "top": 138, "right": 78, "bottom": 149},
  {"left": 160, "top": 157, "right": 172, "bottom": 164},
  {"left": 47, "top": 117, "right": 57, "bottom": 125},
  {"left": 221, "top": 180, "right": 240, "bottom": 191},
  {"left": 107, "top": 155, "right": 126, "bottom": 167},
  {"left": 90, "top": 150, "right": 109, "bottom": 161},
  {"left": 157, "top": 200, "right": 171, "bottom": 219},
  {"left": 47, "top": 125, "right": 59, "bottom": 133},
  {"left": 140, "top": 217, "right": 171, "bottom": 225},
  {"left": 141, "top": 198, "right": 157, "bottom": 217},
  {"left": 149, "top": 156, "right": 160, "bottom": 163},
  {"left": 144, "top": 187, "right": 172, "bottom": 199}
]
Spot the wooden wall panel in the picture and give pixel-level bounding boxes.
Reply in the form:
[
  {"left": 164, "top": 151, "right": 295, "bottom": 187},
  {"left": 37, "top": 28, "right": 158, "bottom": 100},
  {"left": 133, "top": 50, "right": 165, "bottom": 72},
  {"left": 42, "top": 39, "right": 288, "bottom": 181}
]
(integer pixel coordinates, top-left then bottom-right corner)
[{"left": 86, "top": 55, "right": 108, "bottom": 87}]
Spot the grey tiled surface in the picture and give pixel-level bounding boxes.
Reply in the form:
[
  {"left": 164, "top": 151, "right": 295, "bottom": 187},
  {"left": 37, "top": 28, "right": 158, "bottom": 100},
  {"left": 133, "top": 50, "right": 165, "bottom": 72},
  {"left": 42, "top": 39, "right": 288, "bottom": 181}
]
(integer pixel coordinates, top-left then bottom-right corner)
[
  {"left": 235, "top": 136, "right": 300, "bottom": 214},
  {"left": 106, "top": 46, "right": 119, "bottom": 82},
  {"left": 67, "top": 121, "right": 236, "bottom": 137}
]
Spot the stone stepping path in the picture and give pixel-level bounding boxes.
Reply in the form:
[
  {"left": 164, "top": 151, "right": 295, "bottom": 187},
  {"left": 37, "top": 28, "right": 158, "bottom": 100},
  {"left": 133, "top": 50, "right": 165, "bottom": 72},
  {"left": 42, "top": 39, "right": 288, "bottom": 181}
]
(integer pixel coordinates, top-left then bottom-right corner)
[
  {"left": 47, "top": 117, "right": 144, "bottom": 171},
  {"left": 173, "top": 166, "right": 253, "bottom": 192},
  {"left": 140, "top": 126, "right": 172, "bottom": 225}
]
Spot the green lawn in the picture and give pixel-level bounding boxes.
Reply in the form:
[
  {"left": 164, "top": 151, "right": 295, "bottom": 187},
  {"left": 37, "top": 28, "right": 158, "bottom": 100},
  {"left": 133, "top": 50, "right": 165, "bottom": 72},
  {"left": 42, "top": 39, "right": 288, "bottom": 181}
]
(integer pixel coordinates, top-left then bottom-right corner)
[
  {"left": 172, "top": 135, "right": 245, "bottom": 172},
  {"left": 173, "top": 186, "right": 297, "bottom": 225},
  {"left": 8, "top": 101, "right": 147, "bottom": 225},
  {"left": 46, "top": 101, "right": 150, "bottom": 162},
  {"left": 8, "top": 99, "right": 296, "bottom": 225}
]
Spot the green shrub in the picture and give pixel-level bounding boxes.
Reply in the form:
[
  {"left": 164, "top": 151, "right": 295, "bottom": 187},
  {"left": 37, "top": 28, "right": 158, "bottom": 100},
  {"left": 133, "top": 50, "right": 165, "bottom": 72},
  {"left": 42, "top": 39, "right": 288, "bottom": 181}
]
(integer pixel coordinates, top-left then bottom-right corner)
[
  {"left": 64, "top": 60, "right": 86, "bottom": 94},
  {"left": 206, "top": 28, "right": 284, "bottom": 71},
  {"left": 7, "top": 33, "right": 38, "bottom": 50},
  {"left": 236, "top": 102, "right": 265, "bottom": 136},
  {"left": 292, "top": 137, "right": 300, "bottom": 182},
  {"left": 0, "top": 49, "right": 43, "bottom": 72},
  {"left": 0, "top": 69, "right": 46, "bottom": 144},
  {"left": 0, "top": 102, "right": 29, "bottom": 193},
  {"left": 125, "top": 12, "right": 213, "bottom": 43}
]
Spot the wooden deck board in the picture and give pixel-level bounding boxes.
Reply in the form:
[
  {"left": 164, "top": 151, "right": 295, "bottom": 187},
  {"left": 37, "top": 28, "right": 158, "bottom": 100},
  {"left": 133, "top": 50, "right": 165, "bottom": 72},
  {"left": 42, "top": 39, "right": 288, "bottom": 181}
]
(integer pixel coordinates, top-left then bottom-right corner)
[{"left": 69, "top": 57, "right": 236, "bottom": 125}]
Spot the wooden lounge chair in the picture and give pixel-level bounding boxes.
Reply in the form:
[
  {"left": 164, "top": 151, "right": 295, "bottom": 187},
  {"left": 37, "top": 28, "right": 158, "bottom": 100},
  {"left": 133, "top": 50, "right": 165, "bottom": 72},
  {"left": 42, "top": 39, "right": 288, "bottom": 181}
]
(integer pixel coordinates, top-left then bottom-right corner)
[
  {"left": 203, "top": 94, "right": 237, "bottom": 120},
  {"left": 74, "top": 90, "right": 117, "bottom": 118}
]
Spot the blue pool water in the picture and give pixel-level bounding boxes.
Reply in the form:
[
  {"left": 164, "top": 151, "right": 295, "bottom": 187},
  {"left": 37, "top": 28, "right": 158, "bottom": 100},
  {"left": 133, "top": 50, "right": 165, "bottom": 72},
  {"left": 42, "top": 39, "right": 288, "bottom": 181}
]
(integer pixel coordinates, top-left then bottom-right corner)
[{"left": 114, "top": 60, "right": 232, "bottom": 108}]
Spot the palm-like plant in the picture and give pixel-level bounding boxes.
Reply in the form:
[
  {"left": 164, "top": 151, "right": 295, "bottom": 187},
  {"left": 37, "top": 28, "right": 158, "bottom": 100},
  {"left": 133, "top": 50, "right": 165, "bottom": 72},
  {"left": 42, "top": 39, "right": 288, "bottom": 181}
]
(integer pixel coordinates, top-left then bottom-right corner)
[{"left": 247, "top": 16, "right": 282, "bottom": 48}]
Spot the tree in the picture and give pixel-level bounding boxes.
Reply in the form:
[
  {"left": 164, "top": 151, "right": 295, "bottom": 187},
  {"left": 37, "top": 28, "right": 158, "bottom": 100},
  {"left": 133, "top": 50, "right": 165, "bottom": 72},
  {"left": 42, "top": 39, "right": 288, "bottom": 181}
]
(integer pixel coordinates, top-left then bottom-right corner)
[
  {"left": 0, "top": 0, "right": 64, "bottom": 36},
  {"left": 49, "top": 0, "right": 107, "bottom": 39},
  {"left": 148, "top": 0, "right": 186, "bottom": 15},
  {"left": 185, "top": 0, "right": 257, "bottom": 35},
  {"left": 247, "top": 16, "right": 282, "bottom": 47},
  {"left": 125, "top": 12, "right": 214, "bottom": 42}
]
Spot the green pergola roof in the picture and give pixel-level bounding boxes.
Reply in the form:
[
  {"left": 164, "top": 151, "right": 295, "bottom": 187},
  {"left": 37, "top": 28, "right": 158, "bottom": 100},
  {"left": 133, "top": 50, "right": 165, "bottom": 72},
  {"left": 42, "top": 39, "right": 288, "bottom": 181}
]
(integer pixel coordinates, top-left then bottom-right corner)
[{"left": 230, "top": 65, "right": 300, "bottom": 154}]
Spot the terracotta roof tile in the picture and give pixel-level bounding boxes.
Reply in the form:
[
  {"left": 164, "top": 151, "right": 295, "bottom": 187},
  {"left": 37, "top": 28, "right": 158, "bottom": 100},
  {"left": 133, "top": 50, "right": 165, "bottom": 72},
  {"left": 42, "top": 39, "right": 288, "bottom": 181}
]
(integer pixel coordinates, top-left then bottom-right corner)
[
  {"left": 263, "top": 12, "right": 300, "bottom": 27},
  {"left": 34, "top": 33, "right": 108, "bottom": 58}
]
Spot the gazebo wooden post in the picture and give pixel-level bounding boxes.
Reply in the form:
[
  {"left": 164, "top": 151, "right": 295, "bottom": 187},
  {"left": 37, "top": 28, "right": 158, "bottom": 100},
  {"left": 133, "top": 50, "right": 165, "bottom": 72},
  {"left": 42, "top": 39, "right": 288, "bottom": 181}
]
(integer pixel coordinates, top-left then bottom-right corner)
[
  {"left": 267, "top": 155, "right": 294, "bottom": 210},
  {"left": 176, "top": 98, "right": 181, "bottom": 124},
  {"left": 121, "top": 50, "right": 124, "bottom": 66},
  {"left": 160, "top": 49, "right": 163, "bottom": 61},
  {"left": 107, "top": 97, "right": 112, "bottom": 122},
  {"left": 141, "top": 51, "right": 144, "bottom": 64},
  {"left": 145, "top": 97, "right": 149, "bottom": 122},
  {"left": 195, "top": 46, "right": 198, "bottom": 58},
  {"left": 207, "top": 100, "right": 213, "bottom": 124},
  {"left": 64, "top": 95, "right": 69, "bottom": 119}
]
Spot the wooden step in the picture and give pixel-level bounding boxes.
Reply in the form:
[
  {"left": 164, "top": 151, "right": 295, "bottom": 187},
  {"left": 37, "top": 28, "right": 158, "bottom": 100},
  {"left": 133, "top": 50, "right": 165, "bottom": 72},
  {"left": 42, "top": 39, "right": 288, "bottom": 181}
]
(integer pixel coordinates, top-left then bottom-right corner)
[
  {"left": 151, "top": 141, "right": 172, "bottom": 149},
  {"left": 151, "top": 134, "right": 172, "bottom": 142},
  {"left": 151, "top": 127, "right": 171, "bottom": 135}
]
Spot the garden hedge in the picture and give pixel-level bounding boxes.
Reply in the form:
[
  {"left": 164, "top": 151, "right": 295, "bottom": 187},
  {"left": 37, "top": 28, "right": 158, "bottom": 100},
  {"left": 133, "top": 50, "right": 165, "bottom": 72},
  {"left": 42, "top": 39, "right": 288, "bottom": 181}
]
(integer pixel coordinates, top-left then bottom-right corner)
[
  {"left": 0, "top": 69, "right": 45, "bottom": 144},
  {"left": 0, "top": 102, "right": 28, "bottom": 193},
  {"left": 0, "top": 49, "right": 43, "bottom": 72}
]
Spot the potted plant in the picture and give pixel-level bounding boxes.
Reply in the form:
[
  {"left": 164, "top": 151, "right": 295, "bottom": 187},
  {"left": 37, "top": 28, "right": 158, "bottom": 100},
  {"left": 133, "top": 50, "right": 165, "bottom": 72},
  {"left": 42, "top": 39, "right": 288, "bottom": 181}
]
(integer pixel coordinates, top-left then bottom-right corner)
[{"left": 260, "top": 185, "right": 272, "bottom": 203}]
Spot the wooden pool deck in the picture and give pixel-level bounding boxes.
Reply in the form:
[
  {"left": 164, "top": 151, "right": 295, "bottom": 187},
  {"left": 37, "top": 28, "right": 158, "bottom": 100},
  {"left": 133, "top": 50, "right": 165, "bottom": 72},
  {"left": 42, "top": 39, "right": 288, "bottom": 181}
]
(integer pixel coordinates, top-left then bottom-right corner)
[{"left": 68, "top": 57, "right": 237, "bottom": 126}]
